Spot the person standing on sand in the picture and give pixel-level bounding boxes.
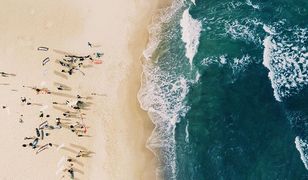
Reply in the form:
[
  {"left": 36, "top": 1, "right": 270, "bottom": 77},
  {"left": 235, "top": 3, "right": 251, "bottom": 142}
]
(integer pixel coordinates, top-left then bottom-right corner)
[
  {"left": 88, "top": 42, "right": 92, "bottom": 47},
  {"left": 68, "top": 167, "right": 74, "bottom": 179},
  {"left": 57, "top": 85, "right": 64, "bottom": 90},
  {"left": 19, "top": 115, "right": 24, "bottom": 123}
]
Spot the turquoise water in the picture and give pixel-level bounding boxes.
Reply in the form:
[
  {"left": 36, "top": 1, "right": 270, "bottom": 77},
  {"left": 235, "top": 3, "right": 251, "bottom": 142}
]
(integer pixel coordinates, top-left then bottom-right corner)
[{"left": 138, "top": 0, "right": 308, "bottom": 179}]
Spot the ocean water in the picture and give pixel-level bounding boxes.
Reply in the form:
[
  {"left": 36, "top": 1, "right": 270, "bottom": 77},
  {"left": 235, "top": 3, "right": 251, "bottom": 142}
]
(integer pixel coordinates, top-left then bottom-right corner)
[{"left": 138, "top": 0, "right": 308, "bottom": 179}]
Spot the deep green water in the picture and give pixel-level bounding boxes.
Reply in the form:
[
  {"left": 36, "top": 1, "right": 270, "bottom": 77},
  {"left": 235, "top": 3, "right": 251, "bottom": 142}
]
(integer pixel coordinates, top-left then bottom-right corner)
[{"left": 139, "top": 0, "right": 308, "bottom": 179}]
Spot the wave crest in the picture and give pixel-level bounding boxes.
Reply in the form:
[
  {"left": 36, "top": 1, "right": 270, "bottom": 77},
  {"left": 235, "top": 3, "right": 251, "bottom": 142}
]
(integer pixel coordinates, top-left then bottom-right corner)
[
  {"left": 262, "top": 25, "right": 308, "bottom": 102},
  {"left": 295, "top": 136, "right": 308, "bottom": 170},
  {"left": 180, "top": 8, "right": 202, "bottom": 66}
]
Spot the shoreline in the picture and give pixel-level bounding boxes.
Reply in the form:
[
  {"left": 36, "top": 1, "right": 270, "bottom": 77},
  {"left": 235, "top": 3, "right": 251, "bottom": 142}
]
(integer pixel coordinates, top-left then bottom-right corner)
[{"left": 126, "top": 0, "right": 173, "bottom": 179}]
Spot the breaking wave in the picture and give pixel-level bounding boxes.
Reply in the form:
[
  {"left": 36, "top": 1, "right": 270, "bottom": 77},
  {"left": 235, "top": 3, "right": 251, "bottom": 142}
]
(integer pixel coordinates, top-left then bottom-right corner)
[
  {"left": 295, "top": 136, "right": 308, "bottom": 170},
  {"left": 245, "top": 0, "right": 260, "bottom": 10},
  {"left": 138, "top": 0, "right": 191, "bottom": 179},
  {"left": 180, "top": 8, "right": 202, "bottom": 66},
  {"left": 262, "top": 24, "right": 308, "bottom": 102}
]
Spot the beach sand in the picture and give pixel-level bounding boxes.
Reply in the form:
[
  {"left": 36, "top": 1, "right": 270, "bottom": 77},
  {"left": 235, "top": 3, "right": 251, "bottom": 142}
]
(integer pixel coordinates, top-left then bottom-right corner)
[{"left": 0, "top": 0, "right": 168, "bottom": 179}]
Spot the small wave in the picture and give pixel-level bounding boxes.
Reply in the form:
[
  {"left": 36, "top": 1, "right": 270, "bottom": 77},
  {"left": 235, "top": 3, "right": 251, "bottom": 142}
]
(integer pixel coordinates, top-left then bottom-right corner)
[
  {"left": 219, "top": 55, "right": 227, "bottom": 65},
  {"left": 231, "top": 54, "right": 253, "bottom": 75},
  {"left": 225, "top": 19, "right": 263, "bottom": 45},
  {"left": 180, "top": 8, "right": 202, "bottom": 66},
  {"left": 245, "top": 0, "right": 260, "bottom": 10},
  {"left": 190, "top": 0, "right": 196, "bottom": 5},
  {"left": 263, "top": 24, "right": 276, "bottom": 35},
  {"left": 194, "top": 70, "right": 201, "bottom": 82},
  {"left": 143, "top": 0, "right": 184, "bottom": 62},
  {"left": 262, "top": 35, "right": 281, "bottom": 101},
  {"left": 201, "top": 54, "right": 254, "bottom": 78},
  {"left": 262, "top": 25, "right": 308, "bottom": 102},
  {"left": 185, "top": 119, "right": 189, "bottom": 143},
  {"left": 295, "top": 136, "right": 308, "bottom": 170},
  {"left": 225, "top": 1, "right": 244, "bottom": 11}
]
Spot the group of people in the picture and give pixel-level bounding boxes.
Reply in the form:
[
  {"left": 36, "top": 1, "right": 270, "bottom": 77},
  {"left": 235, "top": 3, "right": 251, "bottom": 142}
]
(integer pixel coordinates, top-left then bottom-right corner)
[{"left": 0, "top": 43, "right": 103, "bottom": 179}]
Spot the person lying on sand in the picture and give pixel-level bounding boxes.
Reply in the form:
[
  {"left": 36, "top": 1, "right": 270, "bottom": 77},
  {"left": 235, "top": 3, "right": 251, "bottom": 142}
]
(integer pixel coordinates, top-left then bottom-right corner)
[
  {"left": 76, "top": 150, "right": 92, "bottom": 158},
  {"left": 65, "top": 100, "right": 84, "bottom": 110},
  {"left": 35, "top": 88, "right": 51, "bottom": 94},
  {"left": 63, "top": 112, "right": 71, "bottom": 117},
  {"left": 22, "top": 86, "right": 51, "bottom": 94},
  {"left": 61, "top": 68, "right": 74, "bottom": 75}
]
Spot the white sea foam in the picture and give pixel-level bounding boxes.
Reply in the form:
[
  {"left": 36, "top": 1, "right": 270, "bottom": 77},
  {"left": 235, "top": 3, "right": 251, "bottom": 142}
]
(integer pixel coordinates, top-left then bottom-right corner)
[
  {"left": 263, "top": 35, "right": 281, "bottom": 101},
  {"left": 225, "top": 19, "right": 263, "bottom": 45},
  {"left": 219, "top": 55, "right": 227, "bottom": 65},
  {"left": 139, "top": 1, "right": 187, "bottom": 179},
  {"left": 263, "top": 24, "right": 276, "bottom": 35},
  {"left": 226, "top": 1, "right": 244, "bottom": 10},
  {"left": 245, "top": 0, "right": 260, "bottom": 9},
  {"left": 139, "top": 65, "right": 189, "bottom": 179},
  {"left": 195, "top": 70, "right": 201, "bottom": 82},
  {"left": 143, "top": 1, "right": 184, "bottom": 62},
  {"left": 262, "top": 25, "right": 308, "bottom": 101},
  {"left": 191, "top": 0, "right": 196, "bottom": 5},
  {"left": 231, "top": 54, "right": 252, "bottom": 75},
  {"left": 180, "top": 8, "right": 202, "bottom": 66},
  {"left": 201, "top": 57, "right": 216, "bottom": 66},
  {"left": 201, "top": 54, "right": 253, "bottom": 78},
  {"left": 185, "top": 120, "right": 189, "bottom": 143},
  {"left": 295, "top": 136, "right": 308, "bottom": 170}
]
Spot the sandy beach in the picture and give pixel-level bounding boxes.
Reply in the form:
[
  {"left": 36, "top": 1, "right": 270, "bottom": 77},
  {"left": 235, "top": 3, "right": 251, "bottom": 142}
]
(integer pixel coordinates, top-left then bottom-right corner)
[{"left": 0, "top": 0, "right": 168, "bottom": 179}]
